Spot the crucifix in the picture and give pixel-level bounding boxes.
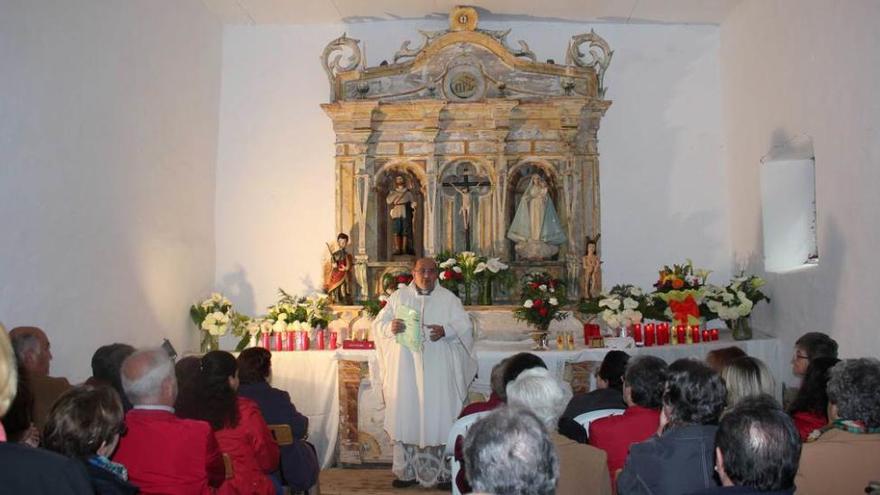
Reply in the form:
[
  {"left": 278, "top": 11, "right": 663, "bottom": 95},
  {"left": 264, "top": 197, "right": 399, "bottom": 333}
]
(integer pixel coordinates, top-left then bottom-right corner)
[{"left": 441, "top": 169, "right": 491, "bottom": 251}]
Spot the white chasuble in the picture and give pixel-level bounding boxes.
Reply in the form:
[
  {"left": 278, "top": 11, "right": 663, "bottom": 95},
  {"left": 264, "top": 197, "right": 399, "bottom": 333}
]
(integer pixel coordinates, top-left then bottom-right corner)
[{"left": 373, "top": 283, "right": 477, "bottom": 447}]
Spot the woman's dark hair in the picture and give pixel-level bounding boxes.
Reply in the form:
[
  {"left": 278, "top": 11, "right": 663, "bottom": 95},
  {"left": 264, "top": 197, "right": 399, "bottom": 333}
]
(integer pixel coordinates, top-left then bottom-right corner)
[
  {"left": 598, "top": 351, "right": 629, "bottom": 391},
  {"left": 795, "top": 332, "right": 838, "bottom": 362},
  {"left": 238, "top": 347, "right": 272, "bottom": 385},
  {"left": 502, "top": 353, "right": 547, "bottom": 387},
  {"left": 625, "top": 355, "right": 668, "bottom": 408},
  {"left": 663, "top": 358, "right": 727, "bottom": 427},
  {"left": 705, "top": 346, "right": 747, "bottom": 374},
  {"left": 827, "top": 358, "right": 880, "bottom": 428},
  {"left": 788, "top": 357, "right": 839, "bottom": 416},
  {"left": 175, "top": 351, "right": 239, "bottom": 430},
  {"left": 42, "top": 385, "right": 124, "bottom": 460},
  {"left": 716, "top": 395, "right": 801, "bottom": 491}
]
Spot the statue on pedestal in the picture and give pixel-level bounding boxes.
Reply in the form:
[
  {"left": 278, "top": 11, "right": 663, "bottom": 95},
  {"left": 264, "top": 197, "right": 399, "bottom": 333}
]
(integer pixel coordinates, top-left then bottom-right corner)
[
  {"left": 507, "top": 174, "right": 566, "bottom": 260},
  {"left": 386, "top": 175, "right": 417, "bottom": 255},
  {"left": 582, "top": 235, "right": 602, "bottom": 299},
  {"left": 325, "top": 233, "right": 354, "bottom": 304}
]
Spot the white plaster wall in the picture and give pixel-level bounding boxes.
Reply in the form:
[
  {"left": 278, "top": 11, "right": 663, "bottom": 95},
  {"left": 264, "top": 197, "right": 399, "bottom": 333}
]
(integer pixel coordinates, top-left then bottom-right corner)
[
  {"left": 216, "top": 19, "right": 729, "bottom": 315},
  {"left": 720, "top": 0, "right": 880, "bottom": 376},
  {"left": 0, "top": 1, "right": 223, "bottom": 381}
]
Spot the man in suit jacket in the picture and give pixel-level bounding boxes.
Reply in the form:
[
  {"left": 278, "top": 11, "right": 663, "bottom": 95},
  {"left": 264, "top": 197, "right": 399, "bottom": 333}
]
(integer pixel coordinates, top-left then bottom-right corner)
[
  {"left": 9, "top": 325, "right": 72, "bottom": 429},
  {"left": 114, "top": 348, "right": 225, "bottom": 495}
]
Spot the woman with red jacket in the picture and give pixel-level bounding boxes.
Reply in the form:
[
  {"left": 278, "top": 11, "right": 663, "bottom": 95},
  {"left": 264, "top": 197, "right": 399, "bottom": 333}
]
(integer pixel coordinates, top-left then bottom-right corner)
[{"left": 176, "top": 352, "right": 279, "bottom": 495}]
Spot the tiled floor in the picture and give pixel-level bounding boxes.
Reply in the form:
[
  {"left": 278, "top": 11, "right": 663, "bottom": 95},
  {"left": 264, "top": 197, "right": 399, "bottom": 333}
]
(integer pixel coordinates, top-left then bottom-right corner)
[{"left": 319, "top": 468, "right": 449, "bottom": 495}]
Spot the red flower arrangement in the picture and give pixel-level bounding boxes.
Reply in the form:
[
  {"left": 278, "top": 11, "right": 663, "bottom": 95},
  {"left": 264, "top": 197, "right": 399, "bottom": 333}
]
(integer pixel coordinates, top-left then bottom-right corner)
[{"left": 382, "top": 271, "right": 414, "bottom": 294}]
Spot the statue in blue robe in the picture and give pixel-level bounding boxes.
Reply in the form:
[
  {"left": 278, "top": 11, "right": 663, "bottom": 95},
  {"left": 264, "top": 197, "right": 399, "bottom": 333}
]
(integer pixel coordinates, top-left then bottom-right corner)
[{"left": 507, "top": 175, "right": 566, "bottom": 259}]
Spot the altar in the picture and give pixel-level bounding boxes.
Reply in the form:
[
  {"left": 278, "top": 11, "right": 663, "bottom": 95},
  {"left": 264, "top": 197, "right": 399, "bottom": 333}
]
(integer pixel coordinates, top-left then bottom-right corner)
[{"left": 266, "top": 331, "right": 781, "bottom": 469}]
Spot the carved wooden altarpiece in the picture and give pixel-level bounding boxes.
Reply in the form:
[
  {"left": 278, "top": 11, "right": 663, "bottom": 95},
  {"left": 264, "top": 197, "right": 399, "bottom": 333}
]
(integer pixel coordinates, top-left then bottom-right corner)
[{"left": 322, "top": 6, "right": 613, "bottom": 301}]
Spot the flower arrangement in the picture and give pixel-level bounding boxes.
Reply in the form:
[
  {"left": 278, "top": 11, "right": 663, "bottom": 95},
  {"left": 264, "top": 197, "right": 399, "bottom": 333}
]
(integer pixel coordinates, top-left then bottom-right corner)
[
  {"left": 190, "top": 292, "right": 250, "bottom": 352},
  {"left": 513, "top": 272, "right": 569, "bottom": 332},
  {"left": 436, "top": 254, "right": 464, "bottom": 292},
  {"left": 361, "top": 295, "right": 389, "bottom": 318},
  {"left": 651, "top": 260, "right": 711, "bottom": 326},
  {"left": 382, "top": 271, "right": 413, "bottom": 294},
  {"left": 581, "top": 284, "right": 648, "bottom": 330},
  {"left": 704, "top": 274, "right": 770, "bottom": 321}
]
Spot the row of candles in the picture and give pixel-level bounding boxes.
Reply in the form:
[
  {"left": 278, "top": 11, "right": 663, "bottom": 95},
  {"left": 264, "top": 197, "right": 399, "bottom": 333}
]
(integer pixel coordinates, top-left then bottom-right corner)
[
  {"left": 257, "top": 328, "right": 372, "bottom": 352},
  {"left": 584, "top": 322, "right": 720, "bottom": 347}
]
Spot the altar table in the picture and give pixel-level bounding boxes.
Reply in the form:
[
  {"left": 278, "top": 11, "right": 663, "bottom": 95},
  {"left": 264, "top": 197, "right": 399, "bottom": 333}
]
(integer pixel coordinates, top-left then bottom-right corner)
[{"left": 266, "top": 332, "right": 781, "bottom": 468}]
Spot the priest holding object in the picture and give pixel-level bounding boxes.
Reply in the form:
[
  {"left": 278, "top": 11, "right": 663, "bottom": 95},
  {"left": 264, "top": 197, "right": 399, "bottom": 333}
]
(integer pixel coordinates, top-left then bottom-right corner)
[{"left": 372, "top": 258, "right": 477, "bottom": 489}]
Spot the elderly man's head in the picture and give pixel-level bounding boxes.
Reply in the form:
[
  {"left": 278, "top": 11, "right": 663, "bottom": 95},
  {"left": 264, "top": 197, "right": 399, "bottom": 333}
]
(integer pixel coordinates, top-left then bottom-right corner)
[
  {"left": 827, "top": 358, "right": 880, "bottom": 428},
  {"left": 9, "top": 326, "right": 52, "bottom": 376},
  {"left": 506, "top": 367, "right": 572, "bottom": 430},
  {"left": 463, "top": 406, "right": 558, "bottom": 495},
  {"left": 120, "top": 348, "right": 177, "bottom": 407},
  {"left": 714, "top": 395, "right": 801, "bottom": 491},
  {"left": 413, "top": 258, "right": 439, "bottom": 293}
]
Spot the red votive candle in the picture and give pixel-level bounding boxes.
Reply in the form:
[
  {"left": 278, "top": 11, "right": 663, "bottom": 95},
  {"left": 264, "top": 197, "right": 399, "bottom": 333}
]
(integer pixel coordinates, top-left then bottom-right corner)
[
  {"left": 702, "top": 329, "right": 710, "bottom": 342},
  {"left": 302, "top": 331, "right": 310, "bottom": 351},
  {"left": 691, "top": 325, "right": 701, "bottom": 343},
  {"left": 644, "top": 325, "right": 655, "bottom": 347},
  {"left": 633, "top": 323, "right": 643, "bottom": 343},
  {"left": 274, "top": 333, "right": 284, "bottom": 352},
  {"left": 316, "top": 329, "right": 325, "bottom": 350},
  {"left": 583, "top": 323, "right": 591, "bottom": 343},
  {"left": 658, "top": 324, "right": 669, "bottom": 346},
  {"left": 286, "top": 331, "right": 295, "bottom": 351},
  {"left": 676, "top": 325, "right": 687, "bottom": 345},
  {"left": 260, "top": 333, "right": 271, "bottom": 349},
  {"left": 711, "top": 328, "right": 720, "bottom": 341}
]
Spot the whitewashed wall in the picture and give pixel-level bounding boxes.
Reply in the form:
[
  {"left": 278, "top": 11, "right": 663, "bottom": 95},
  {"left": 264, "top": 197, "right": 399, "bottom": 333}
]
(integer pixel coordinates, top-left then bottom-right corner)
[
  {"left": 720, "top": 0, "right": 880, "bottom": 379},
  {"left": 0, "top": 1, "right": 223, "bottom": 381},
  {"left": 215, "top": 20, "right": 730, "bottom": 315}
]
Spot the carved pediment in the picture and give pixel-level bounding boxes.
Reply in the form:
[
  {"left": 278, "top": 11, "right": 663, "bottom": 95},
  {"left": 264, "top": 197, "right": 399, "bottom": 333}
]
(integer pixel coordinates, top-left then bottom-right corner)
[{"left": 322, "top": 6, "right": 613, "bottom": 103}]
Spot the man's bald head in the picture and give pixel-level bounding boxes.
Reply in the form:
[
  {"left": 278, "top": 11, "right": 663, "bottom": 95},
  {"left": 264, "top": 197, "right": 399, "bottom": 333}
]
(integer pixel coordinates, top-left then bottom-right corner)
[
  {"left": 9, "top": 326, "right": 52, "bottom": 376},
  {"left": 121, "top": 348, "right": 176, "bottom": 407},
  {"left": 413, "top": 258, "right": 439, "bottom": 293}
]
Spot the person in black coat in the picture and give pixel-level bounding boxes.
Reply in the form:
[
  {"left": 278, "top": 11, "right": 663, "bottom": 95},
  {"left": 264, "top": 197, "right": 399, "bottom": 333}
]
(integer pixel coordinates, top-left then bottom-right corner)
[
  {"left": 617, "top": 358, "right": 727, "bottom": 495},
  {"left": 559, "top": 350, "right": 629, "bottom": 442},
  {"left": 237, "top": 347, "right": 319, "bottom": 493},
  {"left": 42, "top": 385, "right": 139, "bottom": 495}
]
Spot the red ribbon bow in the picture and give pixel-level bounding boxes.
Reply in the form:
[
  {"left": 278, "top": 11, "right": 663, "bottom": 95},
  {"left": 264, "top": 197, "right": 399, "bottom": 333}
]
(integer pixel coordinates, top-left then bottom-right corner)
[{"left": 669, "top": 295, "right": 700, "bottom": 324}]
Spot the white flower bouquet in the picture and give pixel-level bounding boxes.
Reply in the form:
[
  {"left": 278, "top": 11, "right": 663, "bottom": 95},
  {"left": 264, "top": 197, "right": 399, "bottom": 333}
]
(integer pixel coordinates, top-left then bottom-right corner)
[
  {"left": 704, "top": 274, "right": 770, "bottom": 321},
  {"left": 597, "top": 285, "right": 646, "bottom": 329}
]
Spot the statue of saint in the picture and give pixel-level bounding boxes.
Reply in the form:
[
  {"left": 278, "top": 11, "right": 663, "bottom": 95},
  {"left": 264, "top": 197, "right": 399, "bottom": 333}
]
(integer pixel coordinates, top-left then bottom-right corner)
[
  {"left": 582, "top": 235, "right": 602, "bottom": 299},
  {"left": 386, "top": 175, "right": 417, "bottom": 255},
  {"left": 324, "top": 233, "right": 353, "bottom": 304},
  {"left": 507, "top": 174, "right": 566, "bottom": 259}
]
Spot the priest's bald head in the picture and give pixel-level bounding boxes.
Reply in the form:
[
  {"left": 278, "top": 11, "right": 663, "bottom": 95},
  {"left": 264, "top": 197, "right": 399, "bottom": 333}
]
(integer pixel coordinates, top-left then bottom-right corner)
[{"left": 413, "top": 258, "right": 439, "bottom": 294}]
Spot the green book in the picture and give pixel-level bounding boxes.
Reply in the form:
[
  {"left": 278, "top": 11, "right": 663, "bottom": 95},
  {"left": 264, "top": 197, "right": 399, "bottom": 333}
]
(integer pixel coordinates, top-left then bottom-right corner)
[{"left": 395, "top": 304, "right": 422, "bottom": 353}]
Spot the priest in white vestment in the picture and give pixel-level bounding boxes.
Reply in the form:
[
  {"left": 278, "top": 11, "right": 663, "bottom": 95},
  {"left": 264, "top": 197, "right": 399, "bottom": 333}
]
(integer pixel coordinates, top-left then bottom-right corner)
[{"left": 373, "top": 258, "right": 478, "bottom": 488}]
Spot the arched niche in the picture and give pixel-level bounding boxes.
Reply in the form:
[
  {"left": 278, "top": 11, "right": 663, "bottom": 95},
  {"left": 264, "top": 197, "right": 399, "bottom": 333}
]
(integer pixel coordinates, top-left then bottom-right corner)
[
  {"left": 374, "top": 161, "right": 426, "bottom": 260},
  {"left": 505, "top": 159, "right": 563, "bottom": 261},
  {"left": 438, "top": 158, "right": 493, "bottom": 253}
]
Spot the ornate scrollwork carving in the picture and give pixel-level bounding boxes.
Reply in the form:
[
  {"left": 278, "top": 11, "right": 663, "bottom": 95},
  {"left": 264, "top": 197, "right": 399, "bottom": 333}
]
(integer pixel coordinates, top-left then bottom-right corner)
[
  {"left": 322, "top": 34, "right": 362, "bottom": 101},
  {"left": 479, "top": 28, "right": 537, "bottom": 62},
  {"left": 566, "top": 30, "right": 614, "bottom": 98},
  {"left": 392, "top": 29, "right": 447, "bottom": 64}
]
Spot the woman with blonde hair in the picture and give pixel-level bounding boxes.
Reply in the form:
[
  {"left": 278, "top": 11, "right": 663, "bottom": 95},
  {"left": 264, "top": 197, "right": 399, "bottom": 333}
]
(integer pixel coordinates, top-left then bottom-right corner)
[{"left": 722, "top": 356, "right": 776, "bottom": 409}]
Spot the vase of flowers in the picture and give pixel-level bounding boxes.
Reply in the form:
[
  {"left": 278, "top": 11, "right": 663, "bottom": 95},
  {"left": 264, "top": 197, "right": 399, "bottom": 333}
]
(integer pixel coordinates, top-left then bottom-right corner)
[
  {"left": 704, "top": 273, "right": 770, "bottom": 341},
  {"left": 651, "top": 260, "right": 711, "bottom": 327},
  {"left": 474, "top": 257, "right": 512, "bottom": 306},
  {"left": 581, "top": 284, "right": 648, "bottom": 337},
  {"left": 190, "top": 292, "right": 235, "bottom": 353},
  {"left": 513, "top": 272, "right": 569, "bottom": 350},
  {"left": 456, "top": 251, "right": 483, "bottom": 305},
  {"left": 437, "top": 254, "right": 464, "bottom": 297}
]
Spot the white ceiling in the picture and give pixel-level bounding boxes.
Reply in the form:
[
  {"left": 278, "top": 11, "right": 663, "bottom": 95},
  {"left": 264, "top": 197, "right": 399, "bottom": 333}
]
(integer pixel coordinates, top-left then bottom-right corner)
[{"left": 200, "top": 0, "right": 743, "bottom": 26}]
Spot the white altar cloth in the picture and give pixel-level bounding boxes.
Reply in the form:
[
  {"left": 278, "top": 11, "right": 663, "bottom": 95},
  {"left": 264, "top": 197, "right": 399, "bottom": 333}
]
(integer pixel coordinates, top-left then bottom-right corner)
[{"left": 266, "top": 332, "right": 780, "bottom": 469}]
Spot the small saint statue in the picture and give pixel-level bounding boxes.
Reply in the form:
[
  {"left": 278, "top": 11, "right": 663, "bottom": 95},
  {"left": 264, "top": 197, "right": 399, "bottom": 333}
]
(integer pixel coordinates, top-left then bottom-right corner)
[
  {"left": 506, "top": 174, "right": 566, "bottom": 260},
  {"left": 324, "top": 233, "right": 353, "bottom": 305},
  {"left": 386, "top": 175, "right": 417, "bottom": 255},
  {"left": 582, "top": 235, "right": 602, "bottom": 299}
]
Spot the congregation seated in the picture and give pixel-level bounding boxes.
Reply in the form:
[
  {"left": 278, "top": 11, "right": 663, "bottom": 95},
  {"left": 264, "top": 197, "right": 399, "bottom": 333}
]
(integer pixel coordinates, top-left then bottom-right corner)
[
  {"left": 42, "top": 385, "right": 139, "bottom": 494},
  {"left": 589, "top": 355, "right": 668, "bottom": 481},
  {"left": 617, "top": 358, "right": 727, "bottom": 494},
  {"left": 458, "top": 356, "right": 508, "bottom": 418},
  {"left": 176, "top": 351, "right": 280, "bottom": 495},
  {"left": 786, "top": 356, "right": 838, "bottom": 440},
  {"left": 237, "top": 347, "right": 318, "bottom": 493},
  {"left": 9, "top": 325, "right": 72, "bottom": 429},
  {"left": 86, "top": 343, "right": 135, "bottom": 412},
  {"left": 795, "top": 358, "right": 880, "bottom": 494},
  {"left": 114, "top": 348, "right": 225, "bottom": 495},
  {"left": 559, "top": 350, "right": 629, "bottom": 443},
  {"left": 508, "top": 367, "right": 612, "bottom": 495},
  {"left": 705, "top": 346, "right": 747, "bottom": 374},
  {"left": 722, "top": 356, "right": 776, "bottom": 410},
  {"left": 463, "top": 406, "right": 558, "bottom": 495},
  {"left": 0, "top": 324, "right": 93, "bottom": 494},
  {"left": 691, "top": 395, "right": 801, "bottom": 495}
]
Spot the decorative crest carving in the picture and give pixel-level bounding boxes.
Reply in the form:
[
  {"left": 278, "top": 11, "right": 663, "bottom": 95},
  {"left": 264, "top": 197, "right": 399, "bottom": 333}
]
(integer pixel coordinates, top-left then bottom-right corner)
[
  {"left": 393, "top": 29, "right": 447, "bottom": 64},
  {"left": 566, "top": 30, "right": 614, "bottom": 97},
  {"left": 321, "top": 34, "right": 362, "bottom": 101}
]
